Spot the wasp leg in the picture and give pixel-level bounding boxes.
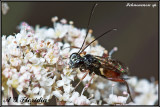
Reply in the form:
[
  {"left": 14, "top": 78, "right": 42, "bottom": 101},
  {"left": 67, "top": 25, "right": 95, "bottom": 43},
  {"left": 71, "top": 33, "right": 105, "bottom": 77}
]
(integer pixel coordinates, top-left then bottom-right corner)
[
  {"left": 123, "top": 80, "right": 134, "bottom": 102},
  {"left": 107, "top": 78, "right": 134, "bottom": 102},
  {"left": 72, "top": 70, "right": 90, "bottom": 92},
  {"left": 84, "top": 72, "right": 95, "bottom": 90},
  {"left": 81, "top": 73, "right": 95, "bottom": 95}
]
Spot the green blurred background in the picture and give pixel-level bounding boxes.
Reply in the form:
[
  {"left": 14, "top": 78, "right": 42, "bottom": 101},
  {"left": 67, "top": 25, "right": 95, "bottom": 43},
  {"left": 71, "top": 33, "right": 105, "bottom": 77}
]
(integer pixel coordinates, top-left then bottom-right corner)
[{"left": 2, "top": 2, "right": 158, "bottom": 80}]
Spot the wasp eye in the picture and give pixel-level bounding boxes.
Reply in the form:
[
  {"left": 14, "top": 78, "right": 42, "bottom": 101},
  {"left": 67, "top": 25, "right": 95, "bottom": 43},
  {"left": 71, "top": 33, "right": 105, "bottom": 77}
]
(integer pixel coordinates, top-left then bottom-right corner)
[
  {"left": 70, "top": 53, "right": 78, "bottom": 59},
  {"left": 69, "top": 53, "right": 83, "bottom": 68}
]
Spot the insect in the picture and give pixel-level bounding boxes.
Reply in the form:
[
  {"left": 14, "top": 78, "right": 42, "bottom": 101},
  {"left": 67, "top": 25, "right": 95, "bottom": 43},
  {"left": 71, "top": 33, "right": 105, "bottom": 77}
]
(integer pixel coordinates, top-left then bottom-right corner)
[{"left": 69, "top": 3, "right": 133, "bottom": 102}]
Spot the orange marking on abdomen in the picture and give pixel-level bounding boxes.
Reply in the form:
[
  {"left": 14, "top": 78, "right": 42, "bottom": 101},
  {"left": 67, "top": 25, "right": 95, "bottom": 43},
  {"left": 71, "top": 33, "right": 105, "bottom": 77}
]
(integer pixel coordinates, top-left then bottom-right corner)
[{"left": 103, "top": 69, "right": 124, "bottom": 82}]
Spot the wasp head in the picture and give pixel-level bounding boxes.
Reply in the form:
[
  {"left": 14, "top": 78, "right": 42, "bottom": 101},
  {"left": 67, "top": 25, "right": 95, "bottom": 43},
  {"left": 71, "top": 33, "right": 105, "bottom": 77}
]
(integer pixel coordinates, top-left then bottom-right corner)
[{"left": 69, "top": 53, "right": 83, "bottom": 68}]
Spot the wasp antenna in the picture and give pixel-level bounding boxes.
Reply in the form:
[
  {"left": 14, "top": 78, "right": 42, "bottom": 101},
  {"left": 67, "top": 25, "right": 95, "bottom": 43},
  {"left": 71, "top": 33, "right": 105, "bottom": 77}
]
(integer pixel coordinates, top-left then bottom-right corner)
[
  {"left": 80, "top": 28, "right": 117, "bottom": 54},
  {"left": 78, "top": 3, "right": 98, "bottom": 54},
  {"left": 62, "top": 46, "right": 80, "bottom": 50}
]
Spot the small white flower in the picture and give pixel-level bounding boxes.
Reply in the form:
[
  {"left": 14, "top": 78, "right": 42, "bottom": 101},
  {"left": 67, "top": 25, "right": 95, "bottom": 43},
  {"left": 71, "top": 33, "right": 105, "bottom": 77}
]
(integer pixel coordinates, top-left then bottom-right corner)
[
  {"left": 74, "top": 37, "right": 84, "bottom": 47},
  {"left": 40, "top": 76, "right": 56, "bottom": 87},
  {"left": 74, "top": 95, "right": 90, "bottom": 105},
  {"left": 63, "top": 84, "right": 74, "bottom": 93},
  {"left": 63, "top": 70, "right": 76, "bottom": 81},
  {"left": 44, "top": 28, "right": 55, "bottom": 38},
  {"left": 53, "top": 90, "right": 70, "bottom": 101},
  {"left": 8, "top": 45, "right": 21, "bottom": 57},
  {"left": 6, "top": 79, "right": 12, "bottom": 87},
  {"left": 134, "top": 82, "right": 158, "bottom": 105},
  {"left": 62, "top": 93, "right": 70, "bottom": 101},
  {"left": 53, "top": 23, "right": 68, "bottom": 39},
  {"left": 106, "top": 94, "right": 129, "bottom": 105},
  {"left": 60, "top": 18, "right": 67, "bottom": 24},
  {"left": 18, "top": 72, "right": 31, "bottom": 83},
  {"left": 15, "top": 31, "right": 33, "bottom": 46},
  {"left": 29, "top": 55, "right": 40, "bottom": 64},
  {"left": 134, "top": 92, "right": 158, "bottom": 105},
  {"left": 32, "top": 65, "right": 41, "bottom": 75},
  {"left": 25, "top": 51, "right": 34, "bottom": 59},
  {"left": 46, "top": 78, "right": 56, "bottom": 86},
  {"left": 117, "top": 96, "right": 128, "bottom": 104},
  {"left": 89, "top": 45, "right": 105, "bottom": 56},
  {"left": 60, "top": 43, "right": 70, "bottom": 57},
  {"left": 95, "top": 90, "right": 101, "bottom": 100},
  {"left": 128, "top": 76, "right": 138, "bottom": 87},
  {"left": 32, "top": 87, "right": 40, "bottom": 94},
  {"left": 39, "top": 88, "right": 45, "bottom": 97},
  {"left": 10, "top": 57, "right": 22, "bottom": 67},
  {"left": 69, "top": 48, "right": 80, "bottom": 55},
  {"left": 3, "top": 68, "right": 12, "bottom": 78},
  {"left": 69, "top": 91, "right": 91, "bottom": 105},
  {"left": 69, "top": 92, "right": 80, "bottom": 102},
  {"left": 135, "top": 79, "right": 150, "bottom": 93},
  {"left": 26, "top": 87, "right": 32, "bottom": 95},
  {"left": 96, "top": 82, "right": 105, "bottom": 90},
  {"left": 106, "top": 94, "right": 118, "bottom": 104},
  {"left": 51, "top": 16, "right": 58, "bottom": 22},
  {"left": 56, "top": 74, "right": 71, "bottom": 87},
  {"left": 7, "top": 35, "right": 16, "bottom": 42},
  {"left": 45, "top": 39, "right": 54, "bottom": 48},
  {"left": 17, "top": 85, "right": 23, "bottom": 92},
  {"left": 63, "top": 67, "right": 72, "bottom": 75},
  {"left": 20, "top": 66, "right": 27, "bottom": 74},
  {"left": 44, "top": 48, "right": 59, "bottom": 64},
  {"left": 68, "top": 27, "right": 81, "bottom": 38}
]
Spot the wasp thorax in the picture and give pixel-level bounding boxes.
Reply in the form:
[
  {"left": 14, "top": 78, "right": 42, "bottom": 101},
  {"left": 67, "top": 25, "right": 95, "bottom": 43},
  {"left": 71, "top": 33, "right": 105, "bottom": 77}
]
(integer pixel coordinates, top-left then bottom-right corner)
[{"left": 69, "top": 53, "right": 83, "bottom": 68}]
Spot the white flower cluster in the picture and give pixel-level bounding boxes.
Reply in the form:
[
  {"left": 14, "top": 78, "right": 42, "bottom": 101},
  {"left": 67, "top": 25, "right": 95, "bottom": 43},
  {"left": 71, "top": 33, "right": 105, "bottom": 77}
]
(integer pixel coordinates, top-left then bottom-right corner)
[
  {"left": 81, "top": 74, "right": 158, "bottom": 105},
  {"left": 2, "top": 17, "right": 158, "bottom": 105},
  {"left": 128, "top": 77, "right": 158, "bottom": 105}
]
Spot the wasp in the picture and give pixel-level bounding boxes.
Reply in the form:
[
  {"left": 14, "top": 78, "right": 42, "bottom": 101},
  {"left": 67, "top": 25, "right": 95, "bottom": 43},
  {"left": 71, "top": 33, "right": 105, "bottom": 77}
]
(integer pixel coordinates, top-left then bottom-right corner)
[{"left": 68, "top": 3, "right": 133, "bottom": 102}]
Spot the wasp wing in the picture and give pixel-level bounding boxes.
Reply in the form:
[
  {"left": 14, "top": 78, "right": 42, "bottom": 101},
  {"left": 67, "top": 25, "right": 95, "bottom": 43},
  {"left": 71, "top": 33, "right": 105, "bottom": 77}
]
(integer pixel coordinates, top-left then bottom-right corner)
[{"left": 94, "top": 55, "right": 129, "bottom": 74}]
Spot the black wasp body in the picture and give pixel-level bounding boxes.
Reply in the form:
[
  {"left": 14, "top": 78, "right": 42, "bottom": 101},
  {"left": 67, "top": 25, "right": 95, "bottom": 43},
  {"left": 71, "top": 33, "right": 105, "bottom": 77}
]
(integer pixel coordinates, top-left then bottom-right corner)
[
  {"left": 69, "top": 53, "right": 101, "bottom": 75},
  {"left": 69, "top": 52, "right": 128, "bottom": 81}
]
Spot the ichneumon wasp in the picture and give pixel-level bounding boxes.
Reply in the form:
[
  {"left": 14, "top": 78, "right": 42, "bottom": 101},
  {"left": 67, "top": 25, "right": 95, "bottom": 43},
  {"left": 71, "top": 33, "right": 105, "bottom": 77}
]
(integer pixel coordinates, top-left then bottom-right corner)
[{"left": 68, "top": 3, "right": 134, "bottom": 102}]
